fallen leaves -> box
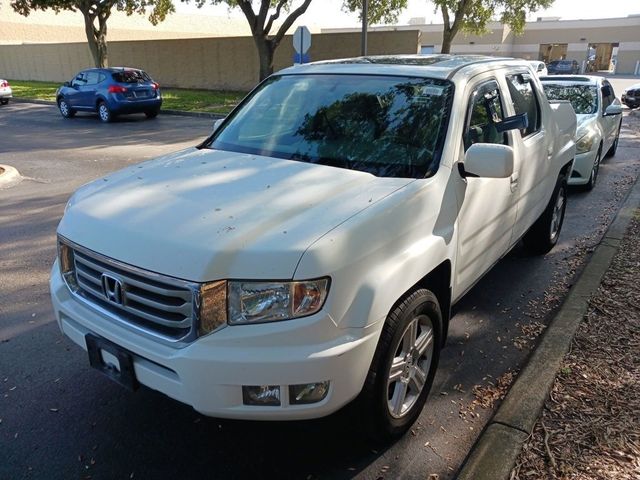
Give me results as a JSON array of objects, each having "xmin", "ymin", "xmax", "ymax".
[{"xmin": 511, "ymin": 211, "xmax": 640, "ymax": 480}]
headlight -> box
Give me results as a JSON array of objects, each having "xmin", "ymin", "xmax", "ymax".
[
  {"xmin": 575, "ymin": 130, "xmax": 597, "ymax": 154},
  {"xmin": 228, "ymin": 278, "xmax": 329, "ymax": 325}
]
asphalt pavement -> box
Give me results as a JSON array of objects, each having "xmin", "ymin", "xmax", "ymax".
[{"xmin": 1, "ymin": 101, "xmax": 639, "ymax": 480}]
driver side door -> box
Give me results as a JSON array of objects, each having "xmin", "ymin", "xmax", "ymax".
[{"xmin": 454, "ymin": 77, "xmax": 519, "ymax": 296}]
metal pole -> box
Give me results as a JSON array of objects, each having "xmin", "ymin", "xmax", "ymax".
[{"xmin": 361, "ymin": 0, "xmax": 368, "ymax": 56}]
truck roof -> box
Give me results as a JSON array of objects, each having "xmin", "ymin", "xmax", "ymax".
[{"xmin": 279, "ymin": 54, "xmax": 529, "ymax": 80}]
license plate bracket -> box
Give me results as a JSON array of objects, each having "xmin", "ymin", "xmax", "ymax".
[{"xmin": 85, "ymin": 334, "xmax": 139, "ymax": 391}]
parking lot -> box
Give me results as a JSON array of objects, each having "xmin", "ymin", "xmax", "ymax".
[{"xmin": 1, "ymin": 98, "xmax": 640, "ymax": 479}]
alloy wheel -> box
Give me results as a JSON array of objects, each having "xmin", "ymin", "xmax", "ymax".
[{"xmin": 386, "ymin": 315, "xmax": 434, "ymax": 418}]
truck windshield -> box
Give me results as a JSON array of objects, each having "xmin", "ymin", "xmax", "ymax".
[
  {"xmin": 206, "ymin": 74, "xmax": 454, "ymax": 178},
  {"xmin": 542, "ymin": 83, "xmax": 598, "ymax": 115}
]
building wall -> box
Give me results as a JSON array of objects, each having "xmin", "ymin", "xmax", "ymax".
[
  {"xmin": 323, "ymin": 16, "xmax": 640, "ymax": 74},
  {"xmin": 0, "ymin": 30, "xmax": 420, "ymax": 90}
]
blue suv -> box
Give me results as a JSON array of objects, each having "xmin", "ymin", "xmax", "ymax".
[{"xmin": 56, "ymin": 67, "xmax": 162, "ymax": 122}]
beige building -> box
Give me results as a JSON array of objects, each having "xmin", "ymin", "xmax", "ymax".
[{"xmin": 324, "ymin": 16, "xmax": 640, "ymax": 75}]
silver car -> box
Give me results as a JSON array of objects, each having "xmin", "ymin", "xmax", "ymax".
[{"xmin": 541, "ymin": 75, "xmax": 622, "ymax": 190}]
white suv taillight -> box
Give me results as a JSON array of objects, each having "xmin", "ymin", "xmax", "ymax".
[{"xmin": 0, "ymin": 81, "xmax": 8, "ymax": 88}]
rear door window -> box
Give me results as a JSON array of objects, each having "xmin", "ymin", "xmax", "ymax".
[{"xmin": 84, "ymin": 71, "xmax": 100, "ymax": 86}]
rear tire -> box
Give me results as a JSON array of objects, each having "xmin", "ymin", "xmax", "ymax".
[
  {"xmin": 97, "ymin": 101, "xmax": 113, "ymax": 123},
  {"xmin": 145, "ymin": 109, "xmax": 159, "ymax": 119},
  {"xmin": 357, "ymin": 289, "xmax": 442, "ymax": 442},
  {"xmin": 0, "ymin": 99, "xmax": 8, "ymax": 105},
  {"xmin": 523, "ymin": 175, "xmax": 567, "ymax": 255},
  {"xmin": 58, "ymin": 98, "xmax": 75, "ymax": 118}
]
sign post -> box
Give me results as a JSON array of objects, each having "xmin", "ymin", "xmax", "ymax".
[{"xmin": 293, "ymin": 26, "xmax": 311, "ymax": 64}]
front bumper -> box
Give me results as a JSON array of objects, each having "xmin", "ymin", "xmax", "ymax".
[
  {"xmin": 568, "ymin": 148, "xmax": 599, "ymax": 185},
  {"xmin": 50, "ymin": 261, "xmax": 379, "ymax": 420}
]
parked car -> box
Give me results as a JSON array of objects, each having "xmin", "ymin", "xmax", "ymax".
[
  {"xmin": 50, "ymin": 55, "xmax": 576, "ymax": 440},
  {"xmin": 621, "ymin": 82, "xmax": 640, "ymax": 109},
  {"xmin": 547, "ymin": 59, "xmax": 580, "ymax": 75},
  {"xmin": 541, "ymin": 75, "xmax": 622, "ymax": 190},
  {"xmin": 528, "ymin": 60, "xmax": 548, "ymax": 76},
  {"xmin": 56, "ymin": 67, "xmax": 162, "ymax": 122},
  {"xmin": 0, "ymin": 79, "xmax": 12, "ymax": 105}
]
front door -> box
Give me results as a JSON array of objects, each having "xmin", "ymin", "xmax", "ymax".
[{"xmin": 454, "ymin": 77, "xmax": 518, "ymax": 296}]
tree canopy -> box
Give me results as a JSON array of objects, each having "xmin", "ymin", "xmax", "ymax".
[
  {"xmin": 432, "ymin": 0, "xmax": 555, "ymax": 53},
  {"xmin": 341, "ymin": 0, "xmax": 408, "ymax": 24},
  {"xmin": 11, "ymin": 0, "xmax": 174, "ymax": 67}
]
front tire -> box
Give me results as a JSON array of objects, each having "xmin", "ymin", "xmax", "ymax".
[
  {"xmin": 358, "ymin": 289, "xmax": 442, "ymax": 441},
  {"xmin": 606, "ymin": 122, "xmax": 622, "ymax": 158},
  {"xmin": 58, "ymin": 98, "xmax": 75, "ymax": 118},
  {"xmin": 523, "ymin": 175, "xmax": 567, "ymax": 255},
  {"xmin": 583, "ymin": 149, "xmax": 601, "ymax": 192},
  {"xmin": 97, "ymin": 101, "xmax": 113, "ymax": 123}
]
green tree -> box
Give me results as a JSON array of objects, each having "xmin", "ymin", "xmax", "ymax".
[
  {"xmin": 193, "ymin": 1, "xmax": 313, "ymax": 81},
  {"xmin": 11, "ymin": 0, "xmax": 174, "ymax": 68},
  {"xmin": 433, "ymin": 0, "xmax": 554, "ymax": 54},
  {"xmin": 341, "ymin": 0, "xmax": 408, "ymax": 24}
]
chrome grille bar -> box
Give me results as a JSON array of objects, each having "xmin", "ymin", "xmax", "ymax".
[{"xmin": 59, "ymin": 237, "xmax": 200, "ymax": 345}]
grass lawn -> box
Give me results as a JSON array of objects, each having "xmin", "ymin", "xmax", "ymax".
[{"xmin": 8, "ymin": 79, "xmax": 246, "ymax": 115}]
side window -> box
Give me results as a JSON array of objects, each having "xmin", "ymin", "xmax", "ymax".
[
  {"xmin": 71, "ymin": 73, "xmax": 86, "ymax": 88},
  {"xmin": 601, "ymin": 81, "xmax": 615, "ymax": 111},
  {"xmin": 464, "ymin": 81, "xmax": 508, "ymax": 151},
  {"xmin": 506, "ymin": 74, "xmax": 541, "ymax": 137},
  {"xmin": 98, "ymin": 73, "xmax": 106, "ymax": 84},
  {"xmin": 84, "ymin": 72, "xmax": 100, "ymax": 86}
]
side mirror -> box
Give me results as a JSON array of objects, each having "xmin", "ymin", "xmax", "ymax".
[
  {"xmin": 212, "ymin": 118, "xmax": 224, "ymax": 133},
  {"xmin": 463, "ymin": 143, "xmax": 514, "ymax": 179},
  {"xmin": 63, "ymin": 81, "xmax": 70, "ymax": 87},
  {"xmin": 604, "ymin": 104, "xmax": 622, "ymax": 116},
  {"xmin": 496, "ymin": 113, "xmax": 528, "ymax": 133}
]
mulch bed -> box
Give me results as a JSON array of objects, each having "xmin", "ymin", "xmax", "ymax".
[{"xmin": 511, "ymin": 211, "xmax": 640, "ymax": 479}]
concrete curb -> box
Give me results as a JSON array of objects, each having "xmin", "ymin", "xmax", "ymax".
[
  {"xmin": 10, "ymin": 97, "xmax": 225, "ymax": 119},
  {"xmin": 0, "ymin": 164, "xmax": 22, "ymax": 189},
  {"xmin": 457, "ymin": 173, "xmax": 640, "ymax": 480}
]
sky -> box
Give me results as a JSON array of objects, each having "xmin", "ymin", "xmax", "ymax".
[{"xmin": 176, "ymin": 0, "xmax": 639, "ymax": 27}]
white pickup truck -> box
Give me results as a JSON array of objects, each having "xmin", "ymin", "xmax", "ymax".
[{"xmin": 51, "ymin": 55, "xmax": 576, "ymax": 439}]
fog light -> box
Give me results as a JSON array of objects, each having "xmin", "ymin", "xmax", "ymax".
[
  {"xmin": 242, "ymin": 385, "xmax": 280, "ymax": 406},
  {"xmin": 289, "ymin": 381, "xmax": 330, "ymax": 405}
]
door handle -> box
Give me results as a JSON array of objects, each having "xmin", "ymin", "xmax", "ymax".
[{"xmin": 510, "ymin": 171, "xmax": 519, "ymax": 192}]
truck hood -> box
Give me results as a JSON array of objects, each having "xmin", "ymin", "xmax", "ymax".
[{"xmin": 58, "ymin": 148, "xmax": 413, "ymax": 281}]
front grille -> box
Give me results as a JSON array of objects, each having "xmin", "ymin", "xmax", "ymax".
[
  {"xmin": 627, "ymin": 89, "xmax": 639, "ymax": 97},
  {"xmin": 61, "ymin": 240, "xmax": 198, "ymax": 344}
]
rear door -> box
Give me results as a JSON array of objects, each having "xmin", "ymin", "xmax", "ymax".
[
  {"xmin": 454, "ymin": 77, "xmax": 518, "ymax": 295},
  {"xmin": 600, "ymin": 80, "xmax": 620, "ymax": 151},
  {"xmin": 503, "ymin": 72, "xmax": 550, "ymax": 242}
]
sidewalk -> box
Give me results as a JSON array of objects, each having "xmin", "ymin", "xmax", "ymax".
[{"xmin": 457, "ymin": 174, "xmax": 640, "ymax": 479}]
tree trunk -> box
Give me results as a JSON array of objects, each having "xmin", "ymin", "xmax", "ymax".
[
  {"xmin": 441, "ymin": 30, "xmax": 453, "ymax": 54},
  {"xmin": 82, "ymin": 11, "xmax": 109, "ymax": 67},
  {"xmin": 255, "ymin": 37, "xmax": 275, "ymax": 81}
]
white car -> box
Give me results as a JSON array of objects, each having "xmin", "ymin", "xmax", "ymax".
[
  {"xmin": 541, "ymin": 75, "xmax": 622, "ymax": 190},
  {"xmin": 0, "ymin": 79, "xmax": 11, "ymax": 105},
  {"xmin": 50, "ymin": 55, "xmax": 576, "ymax": 439},
  {"xmin": 529, "ymin": 60, "xmax": 548, "ymax": 76}
]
